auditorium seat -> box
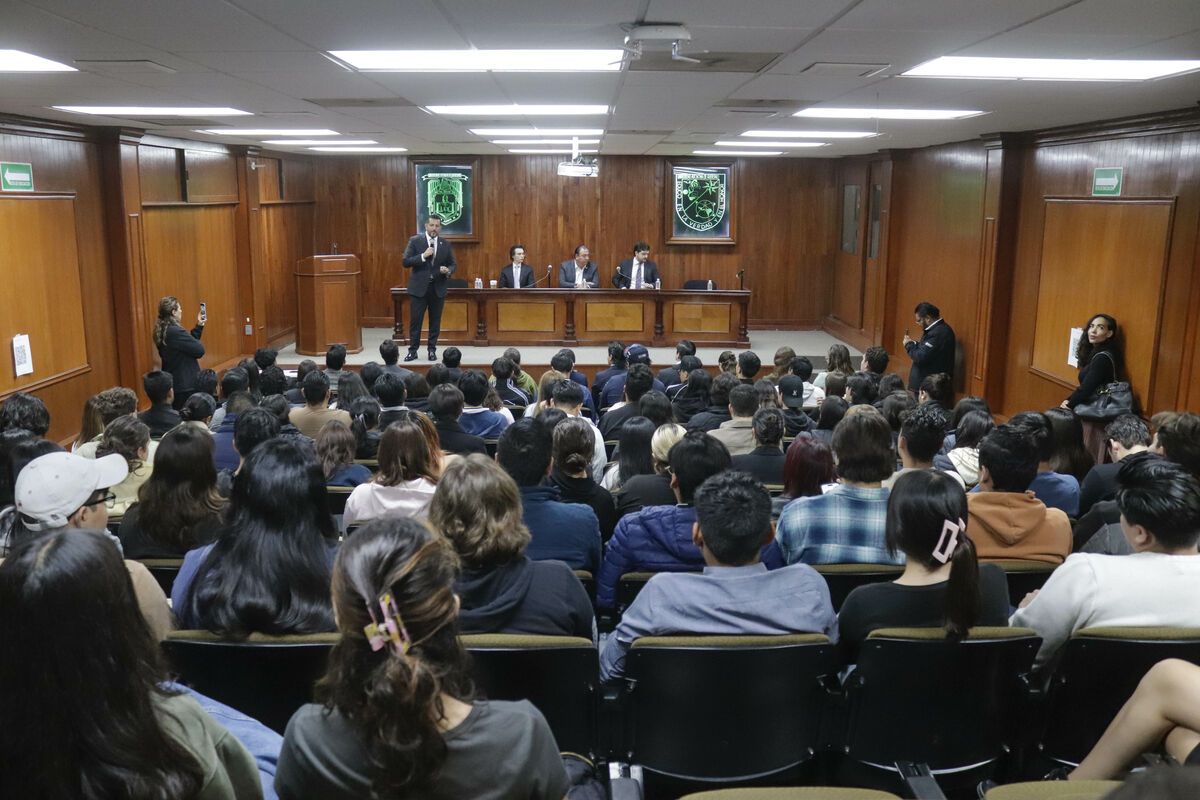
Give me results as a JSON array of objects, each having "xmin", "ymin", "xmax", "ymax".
[
  {"xmin": 837, "ymin": 627, "xmax": 1041, "ymax": 795},
  {"xmin": 483, "ymin": 437, "xmax": 499, "ymax": 458},
  {"xmin": 325, "ymin": 485, "xmax": 353, "ymax": 515},
  {"xmin": 162, "ymin": 630, "xmax": 339, "ymax": 733},
  {"xmin": 353, "ymin": 458, "xmax": 378, "ymax": 471},
  {"xmin": 504, "ymin": 404, "xmax": 526, "ymax": 420},
  {"xmin": 460, "ymin": 633, "xmax": 599, "ymax": 759},
  {"xmin": 612, "ymin": 634, "xmax": 835, "ymax": 794},
  {"xmin": 984, "ymin": 781, "xmax": 1120, "ymax": 799},
  {"xmin": 135, "ymin": 557, "xmax": 184, "ymax": 595},
  {"xmin": 1038, "ymin": 626, "xmax": 1200, "ymax": 768},
  {"xmin": 615, "ymin": 572, "xmax": 700, "ymax": 616},
  {"xmin": 679, "ymin": 789, "xmax": 903, "ymax": 800},
  {"xmin": 812, "ymin": 564, "xmax": 905, "ymax": 611},
  {"xmin": 573, "ymin": 569, "xmax": 595, "ymax": 600},
  {"xmin": 990, "ymin": 559, "xmax": 1058, "ymax": 607}
]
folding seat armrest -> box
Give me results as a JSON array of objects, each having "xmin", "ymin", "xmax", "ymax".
[
  {"xmin": 897, "ymin": 761, "xmax": 949, "ymax": 800},
  {"xmin": 607, "ymin": 763, "xmax": 644, "ymax": 800}
]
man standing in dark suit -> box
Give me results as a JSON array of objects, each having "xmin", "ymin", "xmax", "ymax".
[
  {"xmin": 903, "ymin": 301, "xmax": 956, "ymax": 392},
  {"xmin": 401, "ymin": 213, "xmax": 457, "ymax": 361},
  {"xmin": 613, "ymin": 241, "xmax": 660, "ymax": 288},
  {"xmin": 559, "ymin": 244, "xmax": 598, "ymax": 288},
  {"xmin": 499, "ymin": 244, "xmax": 535, "ymax": 288}
]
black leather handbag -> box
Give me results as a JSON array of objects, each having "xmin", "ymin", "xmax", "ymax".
[{"xmin": 1073, "ymin": 353, "xmax": 1134, "ymax": 421}]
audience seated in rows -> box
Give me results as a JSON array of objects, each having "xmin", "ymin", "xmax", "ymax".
[
  {"xmin": 657, "ymin": 338, "xmax": 696, "ymax": 389},
  {"xmin": 686, "ymin": 371, "xmax": 739, "ymax": 433},
  {"xmin": 218, "ymin": 408, "xmax": 280, "ymax": 495},
  {"xmin": 377, "ymin": 338, "xmax": 413, "ymax": 382},
  {"xmin": 613, "ymin": 423, "xmax": 685, "ymax": 519},
  {"xmin": 1079, "ymin": 414, "xmax": 1152, "ymax": 516},
  {"xmin": 838, "ymin": 470, "xmax": 1009, "ymax": 662},
  {"xmin": 343, "ymin": 412, "xmax": 440, "ymax": 527},
  {"xmin": 788, "ymin": 355, "xmax": 825, "ymax": 409},
  {"xmin": 497, "ymin": 417, "xmax": 601, "ymax": 573},
  {"xmin": 426, "ymin": 384, "xmax": 487, "ymax": 457},
  {"xmin": 730, "ymin": 407, "xmax": 788, "ymax": 486},
  {"xmin": 670, "ymin": 365, "xmax": 710, "ymax": 424},
  {"xmin": 213, "ymin": 391, "xmax": 257, "ymax": 471},
  {"xmin": 283, "ymin": 360, "xmax": 314, "ymax": 405},
  {"xmin": 1009, "ymin": 411, "xmax": 1081, "ymax": 516},
  {"xmin": 600, "ymin": 470, "xmax": 836, "ymax": 681},
  {"xmin": 441, "ymin": 345, "xmax": 463, "ymax": 384},
  {"xmin": 97, "ymin": 415, "xmax": 154, "ymax": 516},
  {"xmin": 119, "ymin": 424, "xmax": 225, "ymax": 559},
  {"xmin": 317, "ymin": 420, "xmax": 371, "ymax": 488},
  {"xmin": 600, "ymin": 416, "xmax": 656, "ymax": 492},
  {"xmin": 707, "ymin": 383, "xmax": 759, "ymax": 456},
  {"xmin": 599, "ymin": 363, "xmax": 656, "ymax": 439},
  {"xmin": 138, "ymin": 369, "xmax": 181, "ymax": 437},
  {"xmin": 966, "ymin": 422, "xmax": 1072, "ymax": 564},
  {"xmin": 209, "ymin": 366, "xmax": 249, "ymax": 430},
  {"xmin": 545, "ymin": 415, "xmax": 618, "ymax": 541},
  {"xmin": 491, "ymin": 356, "xmax": 530, "ymax": 406},
  {"xmin": 347, "ymin": 396, "xmax": 382, "ymax": 460},
  {"xmin": 322, "ymin": 344, "xmax": 349, "ymax": 395},
  {"xmin": 598, "ymin": 344, "xmax": 666, "ymax": 409},
  {"xmin": 778, "ymin": 410, "xmax": 901, "ymax": 566},
  {"xmin": 1012, "ymin": 455, "xmax": 1200, "ymax": 666},
  {"xmin": 772, "ymin": 435, "xmax": 836, "ymax": 519},
  {"xmin": 457, "ymin": 370, "xmax": 508, "ymax": 439},
  {"xmin": 173, "ymin": 437, "xmax": 337, "ymax": 635},
  {"xmin": 883, "ymin": 404, "xmax": 965, "ymax": 490},
  {"xmin": 546, "ymin": 379, "xmax": 605, "ymax": 477},
  {"xmin": 431, "ymin": 455, "xmax": 594, "ymax": 640},
  {"xmin": 289, "ymin": 372, "xmax": 350, "ymax": 441},
  {"xmin": 76, "ymin": 387, "xmax": 146, "ymax": 458},
  {"xmin": 373, "ymin": 371, "xmax": 409, "ymax": 428},
  {"xmin": 933, "ymin": 409, "xmax": 993, "ymax": 489}
]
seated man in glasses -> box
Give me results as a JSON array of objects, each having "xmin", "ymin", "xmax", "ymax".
[{"xmin": 6, "ymin": 450, "xmax": 172, "ymax": 640}]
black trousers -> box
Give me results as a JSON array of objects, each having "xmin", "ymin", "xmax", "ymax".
[{"xmin": 408, "ymin": 291, "xmax": 445, "ymax": 351}]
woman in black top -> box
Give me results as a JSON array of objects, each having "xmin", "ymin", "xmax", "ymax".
[
  {"xmin": 547, "ymin": 416, "xmax": 618, "ymax": 540},
  {"xmin": 837, "ymin": 469, "xmax": 1009, "ymax": 663},
  {"xmin": 153, "ymin": 296, "xmax": 205, "ymax": 409},
  {"xmin": 1062, "ymin": 312, "xmax": 1124, "ymax": 463}
]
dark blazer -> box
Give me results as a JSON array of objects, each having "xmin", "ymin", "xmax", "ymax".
[
  {"xmin": 613, "ymin": 258, "xmax": 660, "ymax": 288},
  {"xmin": 499, "ymin": 263, "xmax": 536, "ymax": 288},
  {"xmin": 599, "ymin": 403, "xmax": 643, "ymax": 440},
  {"xmin": 904, "ymin": 318, "xmax": 956, "ymax": 392},
  {"xmin": 731, "ymin": 446, "xmax": 787, "ymax": 486},
  {"xmin": 158, "ymin": 323, "xmax": 205, "ymax": 395},
  {"xmin": 138, "ymin": 403, "xmax": 182, "ymax": 438},
  {"xmin": 559, "ymin": 259, "xmax": 598, "ymax": 287},
  {"xmin": 434, "ymin": 419, "xmax": 488, "ymax": 456},
  {"xmin": 614, "ymin": 472, "xmax": 677, "ymax": 519},
  {"xmin": 401, "ymin": 233, "xmax": 457, "ymax": 298}
]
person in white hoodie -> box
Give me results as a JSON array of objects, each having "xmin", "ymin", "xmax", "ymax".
[
  {"xmin": 1011, "ymin": 455, "xmax": 1200, "ymax": 666},
  {"xmin": 935, "ymin": 409, "xmax": 994, "ymax": 490}
]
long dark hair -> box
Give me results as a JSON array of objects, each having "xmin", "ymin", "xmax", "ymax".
[
  {"xmin": 1074, "ymin": 313, "xmax": 1124, "ymax": 375},
  {"xmin": 886, "ymin": 470, "xmax": 979, "ymax": 641},
  {"xmin": 317, "ymin": 419, "xmax": 357, "ymax": 481},
  {"xmin": 183, "ymin": 438, "xmax": 337, "ymax": 636},
  {"xmin": 376, "ymin": 412, "xmax": 440, "ymax": 487},
  {"xmin": 136, "ymin": 425, "xmax": 225, "ymax": 552},
  {"xmin": 0, "ymin": 530, "xmax": 203, "ymax": 798},
  {"xmin": 616, "ymin": 416, "xmax": 657, "ymax": 482},
  {"xmin": 1045, "ymin": 407, "xmax": 1095, "ymax": 483},
  {"xmin": 316, "ymin": 518, "xmax": 473, "ymax": 796}
]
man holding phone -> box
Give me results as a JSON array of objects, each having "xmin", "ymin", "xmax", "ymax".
[{"xmin": 401, "ymin": 214, "xmax": 457, "ymax": 361}]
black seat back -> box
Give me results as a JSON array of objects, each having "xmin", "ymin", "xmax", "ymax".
[
  {"xmin": 136, "ymin": 557, "xmax": 184, "ymax": 595},
  {"xmin": 813, "ymin": 564, "xmax": 905, "ymax": 611}
]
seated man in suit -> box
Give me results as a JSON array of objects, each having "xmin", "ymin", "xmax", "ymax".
[
  {"xmin": 613, "ymin": 241, "xmax": 660, "ymax": 288},
  {"xmin": 1012, "ymin": 456, "xmax": 1200, "ymax": 666},
  {"xmin": 599, "ymin": 469, "xmax": 836, "ymax": 681},
  {"xmin": 559, "ymin": 244, "xmax": 598, "ymax": 288},
  {"xmin": 499, "ymin": 243, "xmax": 536, "ymax": 288}
]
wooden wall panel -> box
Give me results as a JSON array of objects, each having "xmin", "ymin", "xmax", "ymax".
[
  {"xmin": 138, "ymin": 144, "xmax": 182, "ymax": 203},
  {"xmin": 885, "ymin": 142, "xmax": 989, "ymax": 390},
  {"xmin": 261, "ymin": 202, "xmax": 313, "ymax": 345},
  {"xmin": 0, "ymin": 124, "xmax": 122, "ymax": 442},
  {"xmin": 1002, "ymin": 126, "xmax": 1200, "ymax": 417},
  {"xmin": 183, "ymin": 149, "xmax": 238, "ymax": 202},
  {"xmin": 142, "ymin": 205, "xmax": 242, "ymax": 368},
  {"xmin": 256, "ymin": 157, "xmax": 282, "ymax": 202},
  {"xmin": 312, "ymin": 154, "xmax": 837, "ymax": 328}
]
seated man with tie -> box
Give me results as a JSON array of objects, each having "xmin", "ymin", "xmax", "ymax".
[
  {"xmin": 559, "ymin": 244, "xmax": 598, "ymax": 288},
  {"xmin": 499, "ymin": 244, "xmax": 535, "ymax": 288},
  {"xmin": 613, "ymin": 241, "xmax": 660, "ymax": 289}
]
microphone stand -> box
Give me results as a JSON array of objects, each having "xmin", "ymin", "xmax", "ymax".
[
  {"xmin": 736, "ymin": 269, "xmax": 745, "ymax": 290},
  {"xmin": 614, "ymin": 266, "xmax": 631, "ymax": 289},
  {"xmin": 530, "ymin": 265, "xmax": 553, "ymax": 287}
]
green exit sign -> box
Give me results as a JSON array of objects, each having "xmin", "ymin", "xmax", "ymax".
[
  {"xmin": 1092, "ymin": 167, "xmax": 1123, "ymax": 196},
  {"xmin": 0, "ymin": 162, "xmax": 34, "ymax": 192}
]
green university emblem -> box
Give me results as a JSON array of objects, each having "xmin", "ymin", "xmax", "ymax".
[
  {"xmin": 422, "ymin": 172, "xmax": 468, "ymax": 226},
  {"xmin": 674, "ymin": 169, "xmax": 727, "ymax": 232}
]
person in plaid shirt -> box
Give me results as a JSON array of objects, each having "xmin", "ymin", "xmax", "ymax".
[{"xmin": 776, "ymin": 409, "xmax": 902, "ymax": 566}]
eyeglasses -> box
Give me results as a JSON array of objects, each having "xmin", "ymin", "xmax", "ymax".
[{"xmin": 84, "ymin": 492, "xmax": 117, "ymax": 509}]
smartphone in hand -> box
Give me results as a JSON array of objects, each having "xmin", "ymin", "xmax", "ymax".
[{"xmin": 199, "ymin": 301, "xmax": 207, "ymax": 323}]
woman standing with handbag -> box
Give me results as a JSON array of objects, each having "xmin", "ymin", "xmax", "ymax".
[{"xmin": 1061, "ymin": 313, "xmax": 1126, "ymax": 464}]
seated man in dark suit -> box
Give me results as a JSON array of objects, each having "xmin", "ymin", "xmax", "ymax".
[
  {"xmin": 731, "ymin": 408, "xmax": 787, "ymax": 486},
  {"xmin": 137, "ymin": 370, "xmax": 181, "ymax": 438},
  {"xmin": 613, "ymin": 241, "xmax": 659, "ymax": 288},
  {"xmin": 499, "ymin": 243, "xmax": 536, "ymax": 288},
  {"xmin": 559, "ymin": 244, "xmax": 598, "ymax": 288},
  {"xmin": 427, "ymin": 383, "xmax": 487, "ymax": 456}
]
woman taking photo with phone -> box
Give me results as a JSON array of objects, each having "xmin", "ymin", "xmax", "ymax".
[{"xmin": 154, "ymin": 295, "xmax": 206, "ymax": 410}]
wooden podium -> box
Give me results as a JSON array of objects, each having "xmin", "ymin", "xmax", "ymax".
[{"xmin": 295, "ymin": 254, "xmax": 362, "ymax": 355}]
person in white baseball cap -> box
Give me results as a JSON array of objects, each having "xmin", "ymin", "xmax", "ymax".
[
  {"xmin": 8, "ymin": 449, "xmax": 172, "ymax": 640},
  {"xmin": 14, "ymin": 450, "xmax": 128, "ymax": 534}
]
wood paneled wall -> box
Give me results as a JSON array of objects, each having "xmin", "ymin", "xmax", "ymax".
[
  {"xmin": 0, "ymin": 122, "xmax": 122, "ymax": 442},
  {"xmin": 257, "ymin": 156, "xmax": 316, "ymax": 347},
  {"xmin": 312, "ymin": 155, "xmax": 838, "ymax": 328}
]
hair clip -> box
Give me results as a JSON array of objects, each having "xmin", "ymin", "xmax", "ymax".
[
  {"xmin": 363, "ymin": 591, "xmax": 412, "ymax": 654},
  {"xmin": 932, "ymin": 518, "xmax": 965, "ymax": 564}
]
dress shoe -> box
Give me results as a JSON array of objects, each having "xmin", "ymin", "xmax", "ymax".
[
  {"xmin": 428, "ymin": 349, "xmax": 437, "ymax": 361},
  {"xmin": 403, "ymin": 351, "xmax": 418, "ymax": 362}
]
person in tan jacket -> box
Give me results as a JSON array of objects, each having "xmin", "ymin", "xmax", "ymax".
[{"xmin": 966, "ymin": 423, "xmax": 1071, "ymax": 564}]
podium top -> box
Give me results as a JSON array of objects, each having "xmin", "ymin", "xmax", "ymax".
[{"xmin": 296, "ymin": 254, "xmax": 360, "ymax": 276}]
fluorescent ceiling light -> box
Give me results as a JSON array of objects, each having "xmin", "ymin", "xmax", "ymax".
[
  {"xmin": 795, "ymin": 107, "xmax": 984, "ymax": 120},
  {"xmin": 507, "ymin": 148, "xmax": 599, "ymax": 154},
  {"xmin": 469, "ymin": 128, "xmax": 604, "ymax": 136},
  {"xmin": 903, "ymin": 56, "xmax": 1200, "ymax": 81},
  {"xmin": 693, "ymin": 150, "xmax": 782, "ymax": 156},
  {"xmin": 329, "ymin": 49, "xmax": 622, "ymax": 72},
  {"xmin": 428, "ymin": 104, "xmax": 607, "ymax": 116},
  {"xmin": 57, "ymin": 106, "xmax": 248, "ymax": 116},
  {"xmin": 491, "ymin": 138, "xmax": 600, "ymax": 145},
  {"xmin": 262, "ymin": 139, "xmax": 377, "ymax": 145},
  {"xmin": 0, "ymin": 50, "xmax": 75, "ymax": 71},
  {"xmin": 714, "ymin": 140, "xmax": 826, "ymax": 148},
  {"xmin": 742, "ymin": 129, "xmax": 877, "ymax": 139},
  {"xmin": 309, "ymin": 146, "xmax": 408, "ymax": 153},
  {"xmin": 199, "ymin": 128, "xmax": 339, "ymax": 135}
]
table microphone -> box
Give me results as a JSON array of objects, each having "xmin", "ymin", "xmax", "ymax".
[
  {"xmin": 531, "ymin": 264, "xmax": 553, "ymax": 287},
  {"xmin": 614, "ymin": 266, "xmax": 630, "ymax": 288}
]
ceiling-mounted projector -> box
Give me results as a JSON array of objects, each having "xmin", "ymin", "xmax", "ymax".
[{"xmin": 558, "ymin": 158, "xmax": 599, "ymax": 178}]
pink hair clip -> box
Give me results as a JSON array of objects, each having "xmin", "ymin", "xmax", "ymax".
[
  {"xmin": 932, "ymin": 518, "xmax": 965, "ymax": 564},
  {"xmin": 378, "ymin": 591, "xmax": 412, "ymax": 654}
]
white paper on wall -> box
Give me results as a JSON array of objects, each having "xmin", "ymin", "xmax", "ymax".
[
  {"xmin": 1067, "ymin": 327, "xmax": 1083, "ymax": 368},
  {"xmin": 12, "ymin": 334, "xmax": 32, "ymax": 377}
]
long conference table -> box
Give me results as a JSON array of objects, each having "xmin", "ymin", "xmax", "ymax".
[{"xmin": 390, "ymin": 287, "xmax": 751, "ymax": 348}]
